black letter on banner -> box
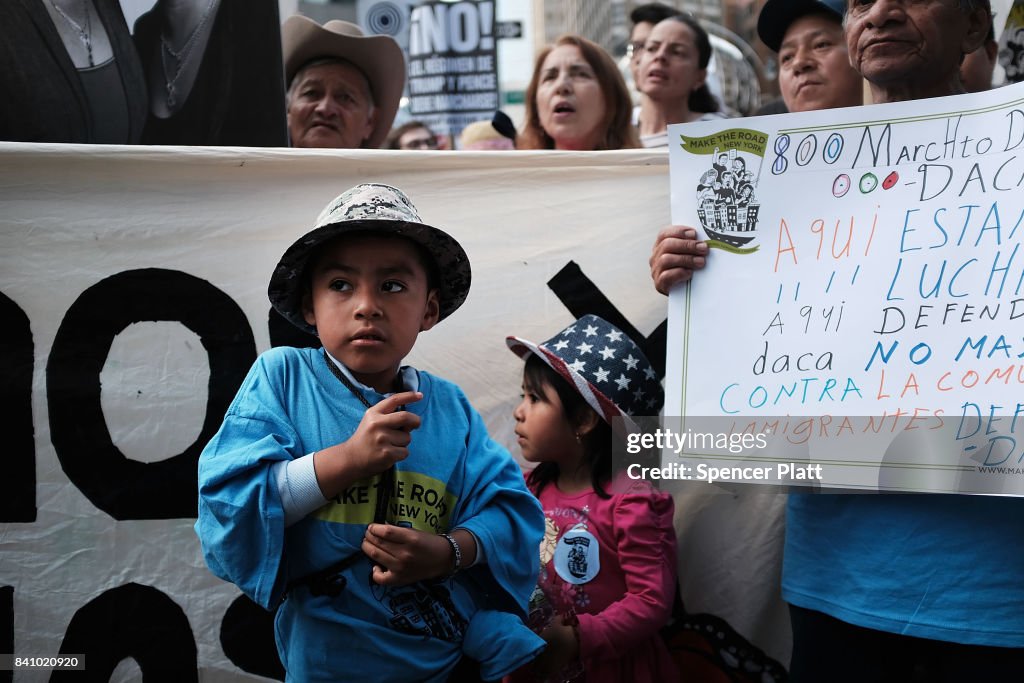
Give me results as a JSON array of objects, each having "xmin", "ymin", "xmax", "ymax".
[
  {"xmin": 547, "ymin": 262, "xmax": 667, "ymax": 378},
  {"xmin": 2, "ymin": 586, "xmax": 12, "ymax": 683},
  {"xmin": 221, "ymin": 595, "xmax": 284, "ymax": 680},
  {"xmin": 47, "ymin": 269, "xmax": 256, "ymax": 519},
  {"xmin": 0, "ymin": 293, "xmax": 36, "ymax": 522},
  {"xmin": 51, "ymin": 583, "xmax": 197, "ymax": 682}
]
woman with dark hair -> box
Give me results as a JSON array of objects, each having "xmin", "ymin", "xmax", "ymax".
[
  {"xmin": 519, "ymin": 35, "xmax": 639, "ymax": 150},
  {"xmin": 636, "ymin": 14, "xmax": 724, "ymax": 147}
]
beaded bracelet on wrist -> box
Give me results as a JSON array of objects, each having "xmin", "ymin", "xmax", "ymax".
[{"xmin": 440, "ymin": 533, "xmax": 462, "ymax": 577}]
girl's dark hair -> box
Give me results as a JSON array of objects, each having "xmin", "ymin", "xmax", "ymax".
[
  {"xmin": 523, "ymin": 354, "xmax": 613, "ymax": 498},
  {"xmin": 665, "ymin": 15, "xmax": 719, "ymax": 114}
]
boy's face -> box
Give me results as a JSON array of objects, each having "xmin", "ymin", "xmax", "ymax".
[{"xmin": 302, "ymin": 234, "xmax": 440, "ymax": 393}]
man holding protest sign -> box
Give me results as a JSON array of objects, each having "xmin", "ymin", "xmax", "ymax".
[
  {"xmin": 784, "ymin": 1, "xmax": 1024, "ymax": 679},
  {"xmin": 654, "ymin": 0, "xmax": 1024, "ymax": 679},
  {"xmin": 650, "ymin": 0, "xmax": 863, "ymax": 292}
]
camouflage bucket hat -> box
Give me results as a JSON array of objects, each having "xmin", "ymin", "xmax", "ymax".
[{"xmin": 268, "ymin": 183, "xmax": 472, "ymax": 335}]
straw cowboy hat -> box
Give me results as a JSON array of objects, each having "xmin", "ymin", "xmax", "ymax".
[{"xmin": 282, "ymin": 15, "xmax": 406, "ymax": 149}]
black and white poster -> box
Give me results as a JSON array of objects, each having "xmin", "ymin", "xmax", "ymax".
[{"xmin": 406, "ymin": 0, "xmax": 499, "ymax": 138}]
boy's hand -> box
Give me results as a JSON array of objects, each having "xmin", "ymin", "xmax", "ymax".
[
  {"xmin": 345, "ymin": 391, "xmax": 423, "ymax": 479},
  {"xmin": 313, "ymin": 391, "xmax": 422, "ymax": 499},
  {"xmin": 362, "ymin": 524, "xmax": 450, "ymax": 586},
  {"xmin": 531, "ymin": 622, "xmax": 580, "ymax": 677}
]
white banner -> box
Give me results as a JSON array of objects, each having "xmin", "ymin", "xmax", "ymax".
[
  {"xmin": 0, "ymin": 144, "xmax": 789, "ymax": 680},
  {"xmin": 667, "ymin": 82, "xmax": 1024, "ymax": 496}
]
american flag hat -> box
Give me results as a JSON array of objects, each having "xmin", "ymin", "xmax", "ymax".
[{"xmin": 507, "ymin": 314, "xmax": 664, "ymax": 425}]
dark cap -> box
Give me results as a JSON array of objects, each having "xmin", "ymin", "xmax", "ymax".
[{"xmin": 757, "ymin": 0, "xmax": 845, "ymax": 53}]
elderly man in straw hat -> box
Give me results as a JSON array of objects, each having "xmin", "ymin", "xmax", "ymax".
[{"xmin": 282, "ymin": 16, "xmax": 404, "ymax": 149}]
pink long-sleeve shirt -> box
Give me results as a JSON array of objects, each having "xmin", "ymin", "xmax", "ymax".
[{"xmin": 529, "ymin": 480, "xmax": 679, "ymax": 682}]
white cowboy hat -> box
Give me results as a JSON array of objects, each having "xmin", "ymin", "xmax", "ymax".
[{"xmin": 282, "ymin": 15, "xmax": 405, "ymax": 149}]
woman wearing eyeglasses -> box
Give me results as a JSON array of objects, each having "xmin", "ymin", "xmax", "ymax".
[
  {"xmin": 635, "ymin": 15, "xmax": 725, "ymax": 148},
  {"xmin": 385, "ymin": 120, "xmax": 443, "ymax": 150}
]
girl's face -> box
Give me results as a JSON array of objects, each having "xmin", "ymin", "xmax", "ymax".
[
  {"xmin": 535, "ymin": 44, "xmax": 607, "ymax": 150},
  {"xmin": 513, "ymin": 373, "xmax": 581, "ymax": 464}
]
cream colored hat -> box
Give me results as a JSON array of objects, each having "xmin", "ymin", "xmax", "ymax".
[
  {"xmin": 282, "ymin": 15, "xmax": 405, "ymax": 148},
  {"xmin": 459, "ymin": 120, "xmax": 515, "ymax": 150}
]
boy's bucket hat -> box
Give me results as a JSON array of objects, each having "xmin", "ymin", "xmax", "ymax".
[
  {"xmin": 269, "ymin": 183, "xmax": 471, "ymax": 335},
  {"xmin": 507, "ymin": 314, "xmax": 664, "ymax": 424}
]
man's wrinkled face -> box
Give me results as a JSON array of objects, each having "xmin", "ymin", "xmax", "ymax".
[
  {"xmin": 844, "ymin": 0, "xmax": 983, "ymax": 92},
  {"xmin": 287, "ymin": 62, "xmax": 376, "ymax": 149}
]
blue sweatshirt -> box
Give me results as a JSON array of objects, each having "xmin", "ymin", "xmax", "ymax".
[{"xmin": 196, "ymin": 347, "xmax": 544, "ymax": 681}]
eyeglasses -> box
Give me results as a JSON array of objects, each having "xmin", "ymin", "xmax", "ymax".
[
  {"xmin": 626, "ymin": 41, "xmax": 646, "ymax": 59},
  {"xmin": 402, "ymin": 136, "xmax": 439, "ymax": 150}
]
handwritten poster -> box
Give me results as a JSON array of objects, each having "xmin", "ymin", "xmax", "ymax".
[{"xmin": 665, "ymin": 83, "xmax": 1024, "ymax": 496}]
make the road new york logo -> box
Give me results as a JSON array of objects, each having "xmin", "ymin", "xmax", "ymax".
[{"xmin": 680, "ymin": 128, "xmax": 769, "ymax": 255}]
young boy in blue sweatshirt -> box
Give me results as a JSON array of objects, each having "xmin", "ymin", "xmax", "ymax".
[{"xmin": 197, "ymin": 183, "xmax": 545, "ymax": 681}]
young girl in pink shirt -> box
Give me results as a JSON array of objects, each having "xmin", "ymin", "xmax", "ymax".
[{"xmin": 507, "ymin": 314, "xmax": 679, "ymax": 682}]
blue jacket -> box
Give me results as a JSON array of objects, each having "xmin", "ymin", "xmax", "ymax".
[{"xmin": 197, "ymin": 347, "xmax": 544, "ymax": 681}]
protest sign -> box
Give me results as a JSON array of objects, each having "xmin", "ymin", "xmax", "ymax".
[
  {"xmin": 407, "ymin": 0, "xmax": 500, "ymax": 138},
  {"xmin": 665, "ymin": 83, "xmax": 1024, "ymax": 496}
]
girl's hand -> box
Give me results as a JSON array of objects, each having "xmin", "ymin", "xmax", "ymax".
[
  {"xmin": 532, "ymin": 622, "xmax": 580, "ymax": 677},
  {"xmin": 362, "ymin": 524, "xmax": 476, "ymax": 586}
]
